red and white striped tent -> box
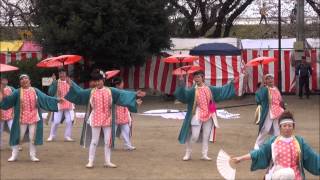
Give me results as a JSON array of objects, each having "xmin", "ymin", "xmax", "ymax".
[
  {"xmin": 242, "ymin": 49, "xmax": 320, "ymax": 93},
  {"xmin": 1, "ymin": 49, "xmax": 319, "ymax": 95}
]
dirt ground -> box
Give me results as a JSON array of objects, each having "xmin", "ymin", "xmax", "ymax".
[{"xmin": 0, "ymin": 95, "xmax": 319, "ymax": 180}]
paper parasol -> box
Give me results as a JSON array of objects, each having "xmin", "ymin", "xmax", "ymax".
[{"xmin": 105, "ymin": 70, "xmax": 120, "ymax": 79}]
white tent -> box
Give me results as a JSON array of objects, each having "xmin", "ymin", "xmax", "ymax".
[
  {"xmin": 240, "ymin": 38, "xmax": 296, "ymax": 49},
  {"xmin": 306, "ymin": 38, "xmax": 320, "ymax": 49},
  {"xmin": 163, "ymin": 38, "xmax": 239, "ymax": 55}
]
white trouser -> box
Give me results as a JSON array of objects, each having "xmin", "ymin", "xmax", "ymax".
[
  {"xmin": 89, "ymin": 126, "xmax": 112, "ymax": 163},
  {"xmin": 0, "ymin": 119, "xmax": 13, "ymax": 147},
  {"xmin": 254, "ymin": 112, "xmax": 280, "ymax": 149},
  {"xmin": 186, "ymin": 119, "xmax": 213, "ymax": 157},
  {"xmin": 11, "ymin": 123, "xmax": 37, "ymax": 158},
  {"xmin": 116, "ymin": 124, "xmax": 132, "ymax": 148},
  {"xmin": 49, "ymin": 110, "xmax": 73, "ymax": 138}
]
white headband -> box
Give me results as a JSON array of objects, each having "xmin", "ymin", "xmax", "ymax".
[
  {"xmin": 19, "ymin": 74, "xmax": 29, "ymax": 80},
  {"xmin": 279, "ymin": 118, "xmax": 295, "ymax": 125},
  {"xmin": 264, "ymin": 74, "xmax": 274, "ymax": 79}
]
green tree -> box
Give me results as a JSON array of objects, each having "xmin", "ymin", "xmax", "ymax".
[{"xmin": 32, "ymin": 0, "xmax": 171, "ymax": 68}]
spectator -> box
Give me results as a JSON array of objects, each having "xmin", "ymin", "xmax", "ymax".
[{"xmin": 295, "ymin": 56, "xmax": 312, "ymax": 99}]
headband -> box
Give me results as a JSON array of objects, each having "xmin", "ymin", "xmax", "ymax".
[
  {"xmin": 279, "ymin": 118, "xmax": 295, "ymax": 125},
  {"xmin": 19, "ymin": 74, "xmax": 30, "ymax": 80}
]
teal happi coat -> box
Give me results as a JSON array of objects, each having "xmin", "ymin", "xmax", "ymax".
[
  {"xmin": 48, "ymin": 80, "xmax": 58, "ymax": 97},
  {"xmin": 250, "ymin": 135, "xmax": 320, "ymax": 179},
  {"xmin": 174, "ymin": 81, "xmax": 236, "ymax": 144},
  {"xmin": 255, "ymin": 86, "xmax": 279, "ymax": 133},
  {"xmin": 0, "ymin": 88, "xmax": 59, "ymax": 146},
  {"xmin": 64, "ymin": 82, "xmax": 137, "ymax": 148}
]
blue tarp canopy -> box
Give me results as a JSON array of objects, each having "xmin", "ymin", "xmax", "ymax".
[{"xmin": 189, "ymin": 43, "xmax": 241, "ymax": 56}]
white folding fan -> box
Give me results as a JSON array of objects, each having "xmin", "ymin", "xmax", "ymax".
[{"xmin": 216, "ymin": 149, "xmax": 236, "ymax": 180}]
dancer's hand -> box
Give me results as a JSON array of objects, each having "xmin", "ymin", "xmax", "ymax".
[
  {"xmin": 136, "ymin": 90, "xmax": 146, "ymax": 98},
  {"xmin": 231, "ymin": 156, "xmax": 242, "ymax": 164},
  {"xmin": 136, "ymin": 99, "xmax": 142, "ymax": 105},
  {"xmin": 51, "ymin": 73, "xmax": 56, "ymax": 81},
  {"xmin": 57, "ymin": 98, "xmax": 64, "ymax": 103}
]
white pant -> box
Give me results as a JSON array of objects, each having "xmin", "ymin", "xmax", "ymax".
[
  {"xmin": 49, "ymin": 110, "xmax": 73, "ymax": 138},
  {"xmin": 11, "ymin": 123, "xmax": 37, "ymax": 158},
  {"xmin": 0, "ymin": 119, "xmax": 13, "ymax": 147},
  {"xmin": 254, "ymin": 112, "xmax": 280, "ymax": 149},
  {"xmin": 89, "ymin": 126, "xmax": 112, "ymax": 163},
  {"xmin": 116, "ymin": 124, "xmax": 132, "ymax": 148},
  {"xmin": 186, "ymin": 119, "xmax": 213, "ymax": 156}
]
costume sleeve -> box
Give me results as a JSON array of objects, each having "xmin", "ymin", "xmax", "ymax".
[
  {"xmin": 47, "ymin": 81, "xmax": 57, "ymax": 96},
  {"xmin": 64, "ymin": 81, "xmax": 91, "ymax": 105},
  {"xmin": 301, "ymin": 138, "xmax": 320, "ymax": 175},
  {"xmin": 36, "ymin": 89, "xmax": 59, "ymax": 112},
  {"xmin": 110, "ymin": 87, "xmax": 137, "ymax": 113},
  {"xmin": 174, "ymin": 79, "xmax": 193, "ymax": 103},
  {"xmin": 0, "ymin": 89, "xmax": 18, "ymax": 110},
  {"xmin": 249, "ymin": 137, "xmax": 273, "ymax": 171},
  {"xmin": 209, "ymin": 81, "xmax": 236, "ymax": 102}
]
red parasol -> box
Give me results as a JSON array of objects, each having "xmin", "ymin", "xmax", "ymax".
[
  {"xmin": 37, "ymin": 55, "xmax": 82, "ymax": 68},
  {"xmin": 36, "ymin": 57, "xmax": 59, "ymax": 68},
  {"xmin": 105, "ymin": 70, "xmax": 120, "ymax": 79},
  {"xmin": 172, "ymin": 65, "xmax": 203, "ymax": 76},
  {"xmin": 246, "ymin": 56, "xmax": 276, "ymax": 66},
  {"xmin": 163, "ymin": 54, "xmax": 198, "ymax": 64},
  {"xmin": 0, "ymin": 63, "xmax": 19, "ymax": 72}
]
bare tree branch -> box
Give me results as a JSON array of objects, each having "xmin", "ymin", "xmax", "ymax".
[{"xmin": 306, "ymin": 0, "xmax": 320, "ymax": 16}]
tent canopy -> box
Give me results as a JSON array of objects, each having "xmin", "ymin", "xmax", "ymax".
[
  {"xmin": 163, "ymin": 38, "xmax": 239, "ymax": 55},
  {"xmin": 241, "ymin": 39, "xmax": 296, "ymax": 49},
  {"xmin": 189, "ymin": 43, "xmax": 241, "ymax": 56},
  {"xmin": 0, "ymin": 40, "xmax": 23, "ymax": 52},
  {"xmin": 20, "ymin": 41, "xmax": 42, "ymax": 52}
]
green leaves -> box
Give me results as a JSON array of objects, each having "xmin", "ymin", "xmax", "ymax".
[{"xmin": 33, "ymin": 0, "xmax": 171, "ymax": 68}]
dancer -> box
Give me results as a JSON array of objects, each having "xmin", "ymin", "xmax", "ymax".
[
  {"xmin": 174, "ymin": 70, "xmax": 237, "ymax": 161},
  {"xmin": 0, "ymin": 77, "xmax": 15, "ymax": 149},
  {"xmin": 47, "ymin": 69, "xmax": 75, "ymax": 142},
  {"xmin": 64, "ymin": 70, "xmax": 145, "ymax": 168},
  {"xmin": 112, "ymin": 77, "xmax": 135, "ymax": 150},
  {"xmin": 0, "ymin": 74, "xmax": 60, "ymax": 162},
  {"xmin": 254, "ymin": 74, "xmax": 284, "ymax": 149},
  {"xmin": 232, "ymin": 110, "xmax": 320, "ymax": 179}
]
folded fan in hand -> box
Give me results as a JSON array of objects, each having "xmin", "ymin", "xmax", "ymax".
[{"xmin": 216, "ymin": 149, "xmax": 236, "ymax": 180}]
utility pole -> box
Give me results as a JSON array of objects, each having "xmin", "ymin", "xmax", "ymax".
[
  {"xmin": 296, "ymin": 0, "xmax": 304, "ymax": 42},
  {"xmin": 294, "ymin": 0, "xmax": 305, "ymax": 95},
  {"xmin": 278, "ymin": 0, "xmax": 282, "ymax": 92}
]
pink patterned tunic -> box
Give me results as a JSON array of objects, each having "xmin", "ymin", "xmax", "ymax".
[
  {"xmin": 0, "ymin": 87, "xmax": 13, "ymax": 121},
  {"xmin": 20, "ymin": 88, "xmax": 38, "ymax": 124},
  {"xmin": 116, "ymin": 106, "xmax": 130, "ymax": 125},
  {"xmin": 90, "ymin": 87, "xmax": 112, "ymax": 127},
  {"xmin": 269, "ymin": 87, "xmax": 284, "ymax": 119},
  {"xmin": 274, "ymin": 139, "xmax": 302, "ymax": 180},
  {"xmin": 196, "ymin": 86, "xmax": 212, "ymax": 122},
  {"xmin": 57, "ymin": 80, "xmax": 73, "ymax": 110}
]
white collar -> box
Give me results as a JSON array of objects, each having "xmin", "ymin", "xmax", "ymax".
[{"xmin": 279, "ymin": 136, "xmax": 293, "ymax": 143}]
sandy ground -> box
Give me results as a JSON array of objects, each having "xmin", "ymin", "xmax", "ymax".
[{"xmin": 0, "ymin": 95, "xmax": 319, "ymax": 180}]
